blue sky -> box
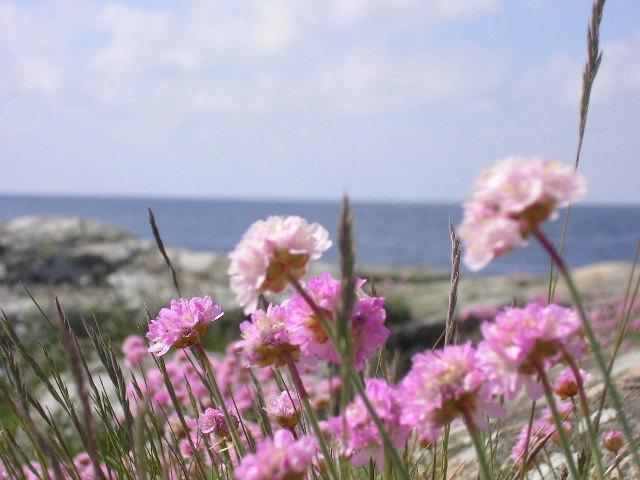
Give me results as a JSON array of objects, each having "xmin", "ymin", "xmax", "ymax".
[{"xmin": 1, "ymin": 0, "xmax": 639, "ymax": 203}]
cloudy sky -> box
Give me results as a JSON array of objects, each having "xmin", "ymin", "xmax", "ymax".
[{"xmin": 1, "ymin": 0, "xmax": 639, "ymax": 203}]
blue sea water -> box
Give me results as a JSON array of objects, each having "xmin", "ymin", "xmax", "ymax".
[{"xmin": 0, "ymin": 195, "xmax": 638, "ymax": 275}]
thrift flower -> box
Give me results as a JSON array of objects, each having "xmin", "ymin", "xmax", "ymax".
[
  {"xmin": 329, "ymin": 379, "xmax": 410, "ymax": 467},
  {"xmin": 552, "ymin": 367, "xmax": 590, "ymax": 400},
  {"xmin": 398, "ymin": 343, "xmax": 505, "ymax": 443},
  {"xmin": 239, "ymin": 304, "xmax": 300, "ymax": 367},
  {"xmin": 459, "ymin": 157, "xmax": 586, "ymax": 270},
  {"xmin": 286, "ymin": 272, "xmax": 390, "ymax": 371},
  {"xmin": 121, "ymin": 335, "xmax": 147, "ymax": 366},
  {"xmin": 478, "ymin": 303, "xmax": 585, "ymax": 400},
  {"xmin": 602, "ymin": 429, "xmax": 624, "ymax": 453},
  {"xmin": 234, "ymin": 429, "xmax": 317, "ymax": 480},
  {"xmin": 267, "ymin": 391, "xmax": 301, "ymax": 429},
  {"xmin": 199, "ymin": 407, "xmax": 239, "ymax": 440},
  {"xmin": 511, "ymin": 419, "xmax": 571, "ymax": 465},
  {"xmin": 147, "ymin": 296, "xmax": 223, "ymax": 356},
  {"xmin": 229, "ymin": 216, "xmax": 332, "ymax": 313}
]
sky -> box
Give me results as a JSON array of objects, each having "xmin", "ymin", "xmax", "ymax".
[{"xmin": 1, "ymin": 0, "xmax": 639, "ymax": 204}]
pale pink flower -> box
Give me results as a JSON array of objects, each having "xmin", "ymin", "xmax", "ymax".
[
  {"xmin": 121, "ymin": 335, "xmax": 147, "ymax": 366},
  {"xmin": 478, "ymin": 303, "xmax": 585, "ymax": 400},
  {"xmin": 602, "ymin": 429, "xmax": 624, "ymax": 453},
  {"xmin": 229, "ymin": 216, "xmax": 332, "ymax": 313},
  {"xmin": 147, "ymin": 296, "xmax": 223, "ymax": 356},
  {"xmin": 511, "ymin": 418, "xmax": 571, "ymax": 465},
  {"xmin": 459, "ymin": 157, "xmax": 586, "ymax": 271},
  {"xmin": 199, "ymin": 407, "xmax": 239, "ymax": 439},
  {"xmin": 286, "ymin": 272, "xmax": 390, "ymax": 371},
  {"xmin": 234, "ymin": 429, "xmax": 317, "ymax": 480},
  {"xmin": 398, "ymin": 343, "xmax": 505, "ymax": 443},
  {"xmin": 329, "ymin": 379, "xmax": 410, "ymax": 467},
  {"xmin": 72, "ymin": 453, "xmax": 108, "ymax": 480},
  {"xmin": 552, "ymin": 367, "xmax": 590, "ymax": 400},
  {"xmin": 239, "ymin": 304, "xmax": 300, "ymax": 367},
  {"xmin": 267, "ymin": 391, "xmax": 301, "ymax": 429}
]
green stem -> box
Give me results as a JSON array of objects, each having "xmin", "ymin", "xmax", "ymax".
[
  {"xmin": 563, "ymin": 351, "xmax": 604, "ymax": 479},
  {"xmin": 536, "ymin": 363, "xmax": 579, "ymax": 480},
  {"xmin": 285, "ymin": 354, "xmax": 339, "ymax": 480},
  {"xmin": 534, "ymin": 229, "xmax": 640, "ymax": 473},
  {"xmin": 462, "ymin": 410, "xmax": 494, "ymax": 480},
  {"xmin": 194, "ymin": 343, "xmax": 245, "ymax": 458}
]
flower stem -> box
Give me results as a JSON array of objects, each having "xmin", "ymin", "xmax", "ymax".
[
  {"xmin": 285, "ymin": 354, "xmax": 339, "ymax": 480},
  {"xmin": 194, "ymin": 343, "xmax": 245, "ymax": 458},
  {"xmin": 563, "ymin": 351, "xmax": 604, "ymax": 479},
  {"xmin": 534, "ymin": 229, "xmax": 640, "ymax": 473},
  {"xmin": 461, "ymin": 410, "xmax": 494, "ymax": 480},
  {"xmin": 535, "ymin": 363, "xmax": 579, "ymax": 480}
]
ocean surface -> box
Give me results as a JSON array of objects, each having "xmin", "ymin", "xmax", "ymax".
[{"xmin": 1, "ymin": 195, "xmax": 638, "ymax": 275}]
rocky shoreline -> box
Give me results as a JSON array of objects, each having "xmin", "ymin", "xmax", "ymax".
[{"xmin": 0, "ymin": 215, "xmax": 635, "ymax": 352}]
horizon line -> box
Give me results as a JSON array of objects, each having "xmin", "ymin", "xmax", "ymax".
[{"xmin": 1, "ymin": 191, "xmax": 639, "ymax": 208}]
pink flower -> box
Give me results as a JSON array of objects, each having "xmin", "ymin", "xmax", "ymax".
[
  {"xmin": 459, "ymin": 157, "xmax": 586, "ymax": 270},
  {"xmin": 121, "ymin": 335, "xmax": 147, "ymax": 366},
  {"xmin": 229, "ymin": 216, "xmax": 332, "ymax": 313},
  {"xmin": 286, "ymin": 272, "xmax": 390, "ymax": 371},
  {"xmin": 147, "ymin": 296, "xmax": 223, "ymax": 356},
  {"xmin": 478, "ymin": 303, "xmax": 585, "ymax": 400},
  {"xmin": 511, "ymin": 418, "xmax": 571, "ymax": 465},
  {"xmin": 552, "ymin": 367, "xmax": 590, "ymax": 400},
  {"xmin": 267, "ymin": 391, "xmax": 301, "ymax": 429},
  {"xmin": 398, "ymin": 343, "xmax": 505, "ymax": 443},
  {"xmin": 199, "ymin": 407, "xmax": 239, "ymax": 439},
  {"xmin": 234, "ymin": 429, "xmax": 318, "ymax": 480},
  {"xmin": 602, "ymin": 429, "xmax": 624, "ymax": 453},
  {"xmin": 329, "ymin": 379, "xmax": 410, "ymax": 467},
  {"xmin": 239, "ymin": 304, "xmax": 300, "ymax": 367},
  {"xmin": 72, "ymin": 453, "xmax": 108, "ymax": 480}
]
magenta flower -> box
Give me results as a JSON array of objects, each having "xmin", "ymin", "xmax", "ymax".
[
  {"xmin": 398, "ymin": 343, "xmax": 505, "ymax": 443},
  {"xmin": 234, "ymin": 429, "xmax": 317, "ymax": 480},
  {"xmin": 286, "ymin": 272, "xmax": 390, "ymax": 371},
  {"xmin": 147, "ymin": 296, "xmax": 223, "ymax": 356},
  {"xmin": 121, "ymin": 335, "xmax": 147, "ymax": 366},
  {"xmin": 329, "ymin": 379, "xmax": 410, "ymax": 467},
  {"xmin": 602, "ymin": 429, "xmax": 624, "ymax": 453},
  {"xmin": 552, "ymin": 367, "xmax": 590, "ymax": 400},
  {"xmin": 239, "ymin": 304, "xmax": 300, "ymax": 367},
  {"xmin": 459, "ymin": 157, "xmax": 586, "ymax": 270},
  {"xmin": 199, "ymin": 407, "xmax": 239, "ymax": 440},
  {"xmin": 229, "ymin": 216, "xmax": 332, "ymax": 313},
  {"xmin": 478, "ymin": 303, "xmax": 585, "ymax": 400},
  {"xmin": 267, "ymin": 391, "xmax": 301, "ymax": 429}
]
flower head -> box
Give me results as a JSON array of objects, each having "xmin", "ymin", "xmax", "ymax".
[
  {"xmin": 239, "ymin": 304, "xmax": 300, "ymax": 367},
  {"xmin": 460, "ymin": 157, "xmax": 586, "ymax": 270},
  {"xmin": 229, "ymin": 216, "xmax": 332, "ymax": 313},
  {"xmin": 329, "ymin": 379, "xmax": 410, "ymax": 467},
  {"xmin": 199, "ymin": 407, "xmax": 239, "ymax": 440},
  {"xmin": 147, "ymin": 296, "xmax": 223, "ymax": 356},
  {"xmin": 602, "ymin": 429, "xmax": 624, "ymax": 453},
  {"xmin": 267, "ymin": 391, "xmax": 301, "ymax": 429},
  {"xmin": 234, "ymin": 429, "xmax": 317, "ymax": 480},
  {"xmin": 286, "ymin": 272, "xmax": 390, "ymax": 371},
  {"xmin": 398, "ymin": 343, "xmax": 505, "ymax": 443},
  {"xmin": 552, "ymin": 367, "xmax": 590, "ymax": 400},
  {"xmin": 121, "ymin": 335, "xmax": 147, "ymax": 366},
  {"xmin": 478, "ymin": 303, "xmax": 585, "ymax": 400}
]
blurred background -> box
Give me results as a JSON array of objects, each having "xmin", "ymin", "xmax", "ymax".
[{"xmin": 1, "ymin": 0, "xmax": 639, "ymax": 275}]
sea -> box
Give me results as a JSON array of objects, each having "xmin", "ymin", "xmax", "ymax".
[{"xmin": 1, "ymin": 195, "xmax": 638, "ymax": 276}]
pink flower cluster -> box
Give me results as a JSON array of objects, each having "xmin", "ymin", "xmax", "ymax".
[
  {"xmin": 459, "ymin": 157, "xmax": 586, "ymax": 270},
  {"xmin": 228, "ymin": 215, "xmax": 332, "ymax": 313},
  {"xmin": 147, "ymin": 296, "xmax": 223, "ymax": 356},
  {"xmin": 329, "ymin": 379, "xmax": 410, "ymax": 467},
  {"xmin": 234, "ymin": 430, "xmax": 317, "ymax": 480},
  {"xmin": 399, "ymin": 343, "xmax": 505, "ymax": 443},
  {"xmin": 267, "ymin": 391, "xmax": 301, "ymax": 429},
  {"xmin": 479, "ymin": 302, "xmax": 585, "ymax": 399},
  {"xmin": 287, "ymin": 272, "xmax": 390, "ymax": 371}
]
